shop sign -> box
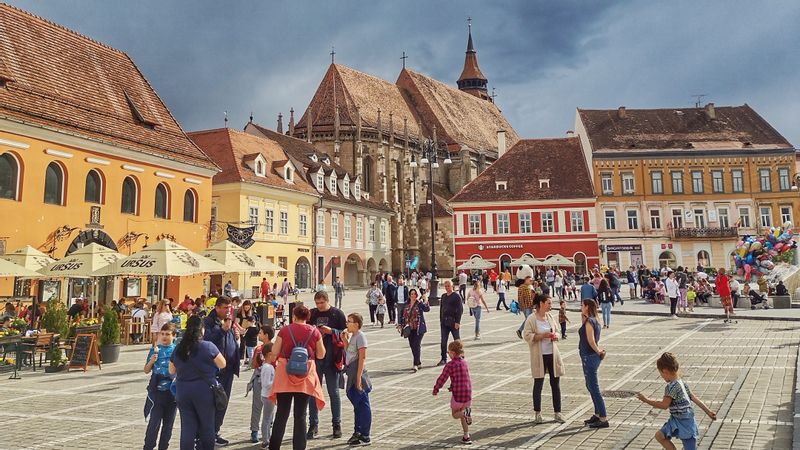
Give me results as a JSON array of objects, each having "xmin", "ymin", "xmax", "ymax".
[{"xmin": 606, "ymin": 244, "xmax": 642, "ymax": 252}]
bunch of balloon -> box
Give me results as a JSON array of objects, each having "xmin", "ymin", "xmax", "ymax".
[{"xmin": 734, "ymin": 221, "xmax": 797, "ymax": 280}]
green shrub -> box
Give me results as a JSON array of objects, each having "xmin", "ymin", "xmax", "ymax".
[
  {"xmin": 99, "ymin": 308, "xmax": 120, "ymax": 346},
  {"xmin": 40, "ymin": 298, "xmax": 69, "ymax": 338}
]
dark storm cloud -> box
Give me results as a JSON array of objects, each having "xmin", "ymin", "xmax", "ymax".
[{"xmin": 10, "ymin": 0, "xmax": 800, "ymax": 145}]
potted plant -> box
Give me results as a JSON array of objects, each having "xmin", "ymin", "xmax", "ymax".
[
  {"xmin": 40, "ymin": 298, "xmax": 69, "ymax": 338},
  {"xmin": 44, "ymin": 345, "xmax": 67, "ymax": 373},
  {"xmin": 99, "ymin": 308, "xmax": 121, "ymax": 364}
]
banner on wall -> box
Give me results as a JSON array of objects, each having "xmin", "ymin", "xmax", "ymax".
[{"xmin": 227, "ymin": 225, "xmax": 256, "ymax": 249}]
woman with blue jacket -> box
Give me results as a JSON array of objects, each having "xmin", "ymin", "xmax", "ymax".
[{"xmin": 396, "ymin": 288, "xmax": 430, "ymax": 372}]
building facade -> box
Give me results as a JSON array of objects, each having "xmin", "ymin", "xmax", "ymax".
[
  {"xmin": 286, "ymin": 25, "xmax": 519, "ymax": 278},
  {"xmin": 0, "ymin": 4, "xmax": 218, "ymax": 301},
  {"xmin": 245, "ymin": 123, "xmax": 394, "ymax": 287},
  {"xmin": 189, "ymin": 128, "xmax": 318, "ymax": 297},
  {"xmin": 576, "ymin": 104, "xmax": 799, "ymax": 270},
  {"xmin": 450, "ymin": 138, "xmax": 600, "ymax": 275}
]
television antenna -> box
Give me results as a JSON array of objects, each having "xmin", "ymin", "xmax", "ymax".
[{"xmin": 691, "ymin": 94, "xmax": 708, "ymax": 108}]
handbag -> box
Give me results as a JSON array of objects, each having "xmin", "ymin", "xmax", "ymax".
[
  {"xmin": 187, "ymin": 356, "xmax": 228, "ymax": 411},
  {"xmin": 401, "ymin": 325, "xmax": 412, "ymax": 338}
]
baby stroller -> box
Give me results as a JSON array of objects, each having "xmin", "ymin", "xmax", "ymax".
[{"xmin": 749, "ymin": 290, "xmax": 770, "ymax": 310}]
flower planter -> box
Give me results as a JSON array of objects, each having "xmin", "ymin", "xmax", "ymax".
[
  {"xmin": 44, "ymin": 364, "xmax": 67, "ymax": 373},
  {"xmin": 99, "ymin": 344, "xmax": 121, "ymax": 364}
]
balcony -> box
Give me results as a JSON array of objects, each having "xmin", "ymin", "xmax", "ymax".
[{"xmin": 671, "ymin": 227, "xmax": 739, "ymax": 239}]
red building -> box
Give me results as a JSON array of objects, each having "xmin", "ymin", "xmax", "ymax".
[{"xmin": 449, "ymin": 137, "xmax": 600, "ymax": 275}]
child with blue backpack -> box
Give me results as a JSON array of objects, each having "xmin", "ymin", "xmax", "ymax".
[{"xmin": 143, "ymin": 323, "xmax": 177, "ymax": 450}]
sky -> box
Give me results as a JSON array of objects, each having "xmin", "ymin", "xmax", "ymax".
[{"xmin": 11, "ymin": 0, "xmax": 800, "ymax": 146}]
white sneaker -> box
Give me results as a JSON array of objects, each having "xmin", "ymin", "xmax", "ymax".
[
  {"xmin": 554, "ymin": 412, "xmax": 566, "ymax": 423},
  {"xmin": 671, "ymin": 314, "xmax": 678, "ymax": 319},
  {"xmin": 534, "ymin": 412, "xmax": 543, "ymax": 424}
]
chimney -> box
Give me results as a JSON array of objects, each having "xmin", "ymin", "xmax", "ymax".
[
  {"xmin": 617, "ymin": 106, "xmax": 626, "ymax": 119},
  {"xmin": 497, "ymin": 129, "xmax": 507, "ymax": 158},
  {"xmin": 705, "ymin": 102, "xmax": 716, "ymax": 120},
  {"xmin": 277, "ymin": 113, "xmax": 283, "ymax": 134}
]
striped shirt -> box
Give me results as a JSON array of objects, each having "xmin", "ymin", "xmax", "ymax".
[{"xmin": 666, "ymin": 379, "xmax": 693, "ymax": 418}]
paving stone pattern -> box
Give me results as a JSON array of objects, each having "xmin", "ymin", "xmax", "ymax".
[{"xmin": 3, "ymin": 289, "xmax": 798, "ymax": 449}]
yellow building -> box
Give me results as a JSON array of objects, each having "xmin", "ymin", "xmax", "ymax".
[
  {"xmin": 189, "ymin": 128, "xmax": 319, "ymax": 297},
  {"xmin": 0, "ymin": 5, "xmax": 218, "ymax": 301},
  {"xmin": 576, "ymin": 104, "xmax": 799, "ymax": 270}
]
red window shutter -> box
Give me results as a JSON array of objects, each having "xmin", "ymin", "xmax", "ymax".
[
  {"xmin": 480, "ymin": 214, "xmax": 487, "ymax": 234},
  {"xmin": 510, "ymin": 212, "xmax": 519, "ymax": 233},
  {"xmin": 533, "ymin": 212, "xmax": 541, "ymax": 233},
  {"xmin": 583, "ymin": 210, "xmax": 590, "ymax": 232},
  {"xmin": 564, "ymin": 211, "xmax": 571, "ymax": 232}
]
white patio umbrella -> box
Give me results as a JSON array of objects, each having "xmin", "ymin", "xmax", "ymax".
[
  {"xmin": 510, "ymin": 255, "xmax": 544, "ymax": 267},
  {"xmin": 93, "ymin": 239, "xmax": 227, "ymax": 277},
  {"xmin": 0, "ymin": 258, "xmax": 43, "ymax": 278},
  {"xmin": 1, "ymin": 245, "xmax": 56, "ymax": 271},
  {"xmin": 202, "ymin": 241, "xmax": 286, "ymax": 273},
  {"xmin": 456, "ymin": 257, "xmax": 496, "ymax": 270},
  {"xmin": 541, "ymin": 254, "xmax": 576, "ymax": 267},
  {"xmin": 38, "ymin": 243, "xmax": 125, "ymax": 278}
]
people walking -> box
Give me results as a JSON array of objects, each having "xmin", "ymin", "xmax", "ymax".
[
  {"xmin": 267, "ymin": 305, "xmax": 326, "ymax": 450},
  {"xmin": 151, "ymin": 300, "xmax": 173, "ymax": 345},
  {"xmin": 516, "ymin": 276, "xmax": 535, "ymax": 339},
  {"xmin": 432, "ymin": 341, "xmax": 474, "ymax": 445},
  {"xmin": 307, "ymin": 291, "xmax": 346, "ymax": 440},
  {"xmin": 716, "ymin": 268, "xmax": 734, "ymax": 320},
  {"xmin": 397, "ymin": 288, "xmax": 430, "ymax": 372},
  {"xmin": 558, "ymin": 300, "xmax": 570, "ymax": 339},
  {"xmin": 169, "ymin": 316, "xmax": 227, "ymax": 450},
  {"xmin": 258, "ymin": 343, "xmax": 276, "ymax": 449},
  {"xmin": 383, "ymin": 275, "xmax": 398, "ymax": 324},
  {"xmin": 523, "ymin": 295, "xmax": 565, "ymax": 424},
  {"xmin": 665, "ymin": 271, "xmax": 680, "ymax": 318},
  {"xmin": 676, "ymin": 267, "xmax": 689, "ymax": 313},
  {"xmin": 580, "ymin": 275, "xmax": 598, "ymax": 301},
  {"xmin": 458, "ymin": 271, "xmax": 468, "ymax": 302},
  {"xmin": 280, "ymin": 278, "xmax": 290, "ymax": 305},
  {"xmin": 341, "ymin": 313, "xmax": 373, "ymax": 446},
  {"xmin": 394, "ymin": 276, "xmax": 409, "ymax": 322},
  {"xmin": 496, "ymin": 279, "xmax": 509, "ymax": 310},
  {"xmin": 333, "ymin": 276, "xmax": 345, "ymax": 310},
  {"xmin": 598, "ymin": 279, "xmax": 613, "ymax": 328},
  {"xmin": 636, "ymin": 352, "xmax": 717, "ymax": 450},
  {"xmin": 143, "ymin": 323, "xmax": 177, "ymax": 450},
  {"xmin": 261, "ymin": 278, "xmax": 271, "ymax": 302},
  {"xmin": 203, "ymin": 296, "xmax": 240, "ymax": 446},
  {"xmin": 466, "ymin": 281, "xmax": 490, "ymax": 340},
  {"xmin": 249, "ymin": 325, "xmax": 275, "ymax": 444},
  {"xmin": 579, "ymin": 299, "xmax": 608, "ymax": 429},
  {"xmin": 438, "ymin": 280, "xmax": 463, "ymax": 366},
  {"xmin": 365, "ymin": 282, "xmax": 382, "ymax": 327}
]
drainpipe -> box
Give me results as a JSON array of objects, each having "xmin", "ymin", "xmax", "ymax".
[{"xmin": 312, "ymin": 196, "xmax": 322, "ymax": 290}]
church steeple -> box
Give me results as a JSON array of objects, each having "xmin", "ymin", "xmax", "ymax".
[{"xmin": 457, "ymin": 18, "xmax": 491, "ymax": 102}]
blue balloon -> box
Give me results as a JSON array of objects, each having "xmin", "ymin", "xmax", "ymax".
[{"xmin": 746, "ymin": 254, "xmax": 755, "ymax": 264}]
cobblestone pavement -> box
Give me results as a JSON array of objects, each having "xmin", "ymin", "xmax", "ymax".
[{"xmin": 3, "ymin": 289, "xmax": 798, "ymax": 449}]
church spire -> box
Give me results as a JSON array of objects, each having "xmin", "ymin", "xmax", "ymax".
[{"xmin": 457, "ymin": 17, "xmax": 491, "ymax": 102}]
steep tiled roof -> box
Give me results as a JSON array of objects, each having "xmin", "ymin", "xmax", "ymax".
[
  {"xmin": 295, "ymin": 64, "xmax": 421, "ymax": 138},
  {"xmin": 188, "ymin": 128, "xmax": 318, "ymax": 195},
  {"xmin": 244, "ymin": 122, "xmax": 393, "ymax": 213},
  {"xmin": 578, "ymin": 105, "xmax": 792, "ymax": 151},
  {"xmin": 398, "ymin": 69, "xmax": 519, "ymax": 153},
  {"xmin": 0, "ymin": 4, "xmax": 217, "ymax": 170},
  {"xmin": 450, "ymin": 138, "xmax": 594, "ymax": 203}
]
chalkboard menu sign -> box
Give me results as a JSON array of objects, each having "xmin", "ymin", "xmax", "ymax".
[{"xmin": 69, "ymin": 333, "xmax": 101, "ymax": 371}]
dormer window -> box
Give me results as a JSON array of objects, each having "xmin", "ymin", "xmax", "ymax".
[
  {"xmin": 343, "ymin": 180, "xmax": 350, "ymax": 197},
  {"xmin": 539, "ymin": 179, "xmax": 550, "ymax": 189},
  {"xmin": 324, "ymin": 157, "xmax": 331, "ymax": 165},
  {"xmin": 284, "ymin": 166, "xmax": 294, "ymax": 183},
  {"xmin": 330, "ymin": 175, "xmax": 337, "ymax": 193},
  {"xmin": 316, "ymin": 172, "xmax": 324, "ymax": 192},
  {"xmin": 255, "ymin": 160, "xmax": 265, "ymax": 177},
  {"xmin": 309, "ymin": 154, "xmax": 318, "ymax": 162},
  {"xmin": 354, "ymin": 179, "xmax": 361, "ymax": 198},
  {"xmin": 496, "ymin": 181, "xmax": 507, "ymax": 191},
  {"xmin": 246, "ymin": 153, "xmax": 267, "ymax": 177}
]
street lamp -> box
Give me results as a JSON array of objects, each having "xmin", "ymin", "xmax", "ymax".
[{"xmin": 415, "ymin": 134, "xmax": 451, "ymax": 303}]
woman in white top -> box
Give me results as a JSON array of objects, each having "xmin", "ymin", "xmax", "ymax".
[
  {"xmin": 665, "ymin": 271, "xmax": 680, "ymax": 318},
  {"xmin": 496, "ymin": 280, "xmax": 509, "ymax": 310},
  {"xmin": 466, "ymin": 280, "xmax": 490, "ymax": 340},
  {"xmin": 553, "ymin": 273, "xmax": 564, "ymax": 300},
  {"xmin": 523, "ymin": 295, "xmax": 565, "ymax": 424},
  {"xmin": 150, "ymin": 299, "xmax": 173, "ymax": 344}
]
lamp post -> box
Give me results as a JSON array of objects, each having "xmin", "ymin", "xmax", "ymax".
[{"xmin": 410, "ymin": 135, "xmax": 451, "ymax": 303}]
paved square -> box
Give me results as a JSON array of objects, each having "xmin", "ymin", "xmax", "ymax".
[{"xmin": 3, "ymin": 290, "xmax": 798, "ymax": 449}]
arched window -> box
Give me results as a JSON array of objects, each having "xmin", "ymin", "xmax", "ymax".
[
  {"xmin": 183, "ymin": 189, "xmax": 197, "ymax": 222},
  {"xmin": 121, "ymin": 176, "xmax": 138, "ymax": 215},
  {"xmin": 84, "ymin": 169, "xmax": 103, "ymax": 203},
  {"xmin": 44, "ymin": 162, "xmax": 65, "ymax": 205},
  {"xmin": 362, "ymin": 156, "xmax": 372, "ymax": 193},
  {"xmin": 0, "ymin": 153, "xmax": 20, "ymax": 200},
  {"xmin": 154, "ymin": 183, "xmax": 170, "ymax": 219}
]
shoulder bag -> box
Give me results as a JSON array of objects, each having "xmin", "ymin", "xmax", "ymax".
[{"xmin": 186, "ymin": 352, "xmax": 228, "ymax": 411}]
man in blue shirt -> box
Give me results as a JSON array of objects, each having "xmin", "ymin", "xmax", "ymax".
[
  {"xmin": 580, "ymin": 275, "xmax": 598, "ymax": 301},
  {"xmin": 203, "ymin": 296, "xmax": 240, "ymax": 446}
]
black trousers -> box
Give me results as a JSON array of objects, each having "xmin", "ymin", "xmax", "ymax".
[
  {"xmin": 533, "ymin": 353, "xmax": 561, "ymax": 412},
  {"xmin": 368, "ymin": 304, "xmax": 377, "ymax": 323},
  {"xmin": 440, "ymin": 324, "xmax": 460, "ymax": 361},
  {"xmin": 459, "ymin": 284, "xmax": 467, "ymax": 301},
  {"xmin": 560, "ymin": 321, "xmax": 567, "ymax": 338},
  {"xmin": 408, "ymin": 329, "xmax": 423, "ymax": 366},
  {"xmin": 669, "ymin": 297, "xmax": 678, "ymax": 315},
  {"xmin": 387, "ymin": 300, "xmax": 396, "ymax": 322},
  {"xmin": 269, "ymin": 392, "xmax": 310, "ymax": 450}
]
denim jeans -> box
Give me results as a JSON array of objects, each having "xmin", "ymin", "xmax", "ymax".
[
  {"xmin": 471, "ymin": 306, "xmax": 482, "ymax": 335},
  {"xmin": 143, "ymin": 390, "xmax": 176, "ymax": 450},
  {"xmin": 346, "ymin": 385, "xmax": 372, "ymax": 437},
  {"xmin": 601, "ymin": 302, "xmax": 612, "ymax": 327},
  {"xmin": 245, "ymin": 346, "xmax": 255, "ymax": 363},
  {"xmin": 517, "ymin": 308, "xmax": 533, "ymax": 333},
  {"xmin": 440, "ymin": 325, "xmax": 461, "ymax": 361},
  {"xmin": 611, "ymin": 286, "xmax": 622, "ymax": 304},
  {"xmin": 309, "ymin": 361, "xmax": 342, "ymax": 426},
  {"xmin": 581, "ymin": 353, "xmax": 606, "ymax": 417}
]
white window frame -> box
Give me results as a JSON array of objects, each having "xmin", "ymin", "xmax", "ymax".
[
  {"xmin": 691, "ymin": 171, "xmax": 704, "ymax": 193},
  {"xmin": 299, "ymin": 213, "xmax": 308, "ymax": 236},
  {"xmin": 519, "ymin": 212, "xmax": 532, "ymax": 234},
  {"xmin": 354, "ymin": 179, "xmax": 361, "ymax": 198},
  {"xmin": 468, "ymin": 214, "xmax": 481, "ymax": 235},
  {"xmin": 280, "ymin": 210, "xmax": 288, "ymax": 234},
  {"xmin": 671, "ymin": 171, "xmax": 683, "ymax": 194},
  {"xmin": 249, "ymin": 207, "xmax": 259, "ymax": 226},
  {"xmin": 649, "ymin": 209, "xmax": 661, "ymax": 229},
  {"xmin": 316, "ymin": 211, "xmax": 325, "ymax": 238},
  {"xmin": 316, "ymin": 172, "xmax": 324, "ymax": 191},
  {"xmin": 541, "ymin": 212, "xmax": 554, "ymax": 233},
  {"xmin": 651, "ymin": 171, "xmax": 663, "ymax": 194},
  {"xmin": 760, "ymin": 206, "xmax": 772, "ymax": 227},
  {"xmin": 330, "ymin": 175, "xmax": 337, "ymax": 193},
  {"xmin": 604, "ymin": 210, "xmax": 616, "ymax": 230},
  {"xmin": 738, "ymin": 207, "xmax": 751, "ymax": 228},
  {"xmin": 356, "ymin": 217, "xmax": 364, "ymax": 242},
  {"xmin": 718, "ymin": 208, "xmax": 729, "ymax": 228},
  {"xmin": 781, "ymin": 205, "xmax": 792, "ymax": 224},
  {"xmin": 779, "ymin": 168, "xmax": 791, "ymax": 191},
  {"xmin": 265, "ymin": 209, "xmax": 274, "ymax": 233},
  {"xmin": 368, "ymin": 221, "xmax": 376, "ymax": 243},
  {"xmin": 693, "ymin": 209, "xmax": 706, "ymax": 228},
  {"xmin": 570, "ymin": 211, "xmax": 584, "ymax": 232},
  {"xmin": 732, "ymin": 169, "xmax": 744, "ymax": 193},
  {"xmin": 759, "ymin": 169, "xmax": 771, "ymax": 192},
  {"xmin": 343, "ymin": 180, "xmax": 350, "ymax": 197},
  {"xmin": 671, "ymin": 209, "xmax": 683, "ymax": 229},
  {"xmin": 380, "ymin": 220, "xmax": 387, "ymax": 245},
  {"xmin": 626, "ymin": 209, "xmax": 638, "ymax": 230},
  {"xmin": 344, "ymin": 215, "xmax": 351, "ymax": 240},
  {"xmin": 622, "ymin": 173, "xmax": 635, "ymax": 194},
  {"xmin": 496, "ymin": 213, "xmax": 510, "ymax": 234},
  {"xmin": 600, "ymin": 173, "xmax": 613, "ymax": 195},
  {"xmin": 331, "ymin": 214, "xmax": 338, "ymax": 239},
  {"xmin": 712, "ymin": 170, "xmax": 724, "ymax": 193}
]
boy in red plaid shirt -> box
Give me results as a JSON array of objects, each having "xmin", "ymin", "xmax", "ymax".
[{"xmin": 433, "ymin": 341, "xmax": 473, "ymax": 444}]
